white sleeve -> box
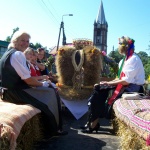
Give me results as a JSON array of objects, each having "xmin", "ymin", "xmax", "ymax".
[
  {"xmin": 10, "ymin": 51, "xmax": 31, "ymax": 79},
  {"xmin": 122, "ymin": 55, "xmax": 145, "ymax": 84}
]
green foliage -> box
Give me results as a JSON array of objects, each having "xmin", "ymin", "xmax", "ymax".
[
  {"xmin": 108, "ymin": 49, "xmax": 124, "ymax": 63},
  {"xmin": 136, "ymin": 51, "xmax": 149, "ymax": 66},
  {"xmin": 104, "ymin": 49, "xmax": 123, "ymax": 78},
  {"xmin": 102, "ymin": 55, "xmax": 118, "ymax": 78},
  {"xmin": 45, "ymin": 55, "xmax": 55, "ymax": 71},
  {"xmin": 29, "ymin": 43, "xmax": 43, "ymax": 50},
  {"xmin": 5, "ymin": 27, "xmax": 19, "ymax": 42}
]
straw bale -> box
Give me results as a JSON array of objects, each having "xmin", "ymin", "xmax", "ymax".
[
  {"xmin": 114, "ymin": 117, "xmax": 150, "ymax": 150},
  {"xmin": 0, "ymin": 114, "xmax": 43, "ymax": 150},
  {"xmin": 16, "ymin": 113, "xmax": 43, "ymax": 150}
]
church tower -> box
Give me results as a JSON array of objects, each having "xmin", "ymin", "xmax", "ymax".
[{"xmin": 93, "ymin": 0, "xmax": 108, "ymax": 53}]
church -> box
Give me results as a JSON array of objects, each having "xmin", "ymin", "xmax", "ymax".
[{"xmin": 93, "ymin": 0, "xmax": 108, "ymax": 53}]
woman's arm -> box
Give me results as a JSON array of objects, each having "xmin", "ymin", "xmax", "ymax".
[
  {"xmin": 24, "ymin": 77, "xmax": 43, "ymax": 86},
  {"xmin": 32, "ymin": 75, "xmax": 49, "ymax": 81},
  {"xmin": 107, "ymin": 79, "xmax": 129, "ymax": 86},
  {"xmin": 36, "ymin": 62, "xmax": 45, "ymax": 71}
]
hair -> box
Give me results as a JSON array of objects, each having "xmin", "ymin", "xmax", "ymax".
[
  {"xmin": 37, "ymin": 48, "xmax": 45, "ymax": 53},
  {"xmin": 33, "ymin": 50, "xmax": 38, "ymax": 55},
  {"xmin": 24, "ymin": 47, "xmax": 34, "ymax": 55},
  {"xmin": 118, "ymin": 36, "xmax": 135, "ymax": 55},
  {"xmin": 8, "ymin": 31, "xmax": 31, "ymax": 49},
  {"xmin": 36, "ymin": 47, "xmax": 46, "ymax": 60}
]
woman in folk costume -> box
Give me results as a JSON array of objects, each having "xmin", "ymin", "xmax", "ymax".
[
  {"xmin": 0, "ymin": 31, "xmax": 67, "ymax": 139},
  {"xmin": 81, "ymin": 36, "xmax": 145, "ymax": 133}
]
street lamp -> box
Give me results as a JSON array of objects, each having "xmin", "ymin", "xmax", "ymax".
[{"xmin": 56, "ymin": 14, "xmax": 73, "ymax": 51}]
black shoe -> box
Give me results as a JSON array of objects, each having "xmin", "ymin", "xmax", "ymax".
[
  {"xmin": 56, "ymin": 130, "xmax": 68, "ymax": 136},
  {"xmin": 81, "ymin": 123, "xmax": 100, "ymax": 134}
]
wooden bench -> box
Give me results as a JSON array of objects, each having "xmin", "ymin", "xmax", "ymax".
[
  {"xmin": 112, "ymin": 97, "xmax": 150, "ymax": 150},
  {"xmin": 0, "ymin": 99, "xmax": 43, "ymax": 150}
]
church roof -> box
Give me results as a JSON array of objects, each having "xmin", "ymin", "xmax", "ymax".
[{"xmin": 96, "ymin": 0, "xmax": 107, "ymax": 24}]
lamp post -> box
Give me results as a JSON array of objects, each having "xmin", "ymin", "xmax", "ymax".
[{"xmin": 56, "ymin": 14, "xmax": 73, "ymax": 51}]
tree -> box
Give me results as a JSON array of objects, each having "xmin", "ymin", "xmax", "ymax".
[
  {"xmin": 108, "ymin": 48, "xmax": 124, "ymax": 63},
  {"xmin": 136, "ymin": 51, "xmax": 149, "ymax": 66},
  {"xmin": 29, "ymin": 42, "xmax": 43, "ymax": 50},
  {"xmin": 5, "ymin": 27, "xmax": 19, "ymax": 42}
]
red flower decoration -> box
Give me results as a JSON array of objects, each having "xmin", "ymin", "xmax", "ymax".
[{"xmin": 128, "ymin": 40, "xmax": 133, "ymax": 45}]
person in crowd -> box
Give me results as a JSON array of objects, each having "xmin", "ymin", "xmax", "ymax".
[
  {"xmin": 81, "ymin": 36, "xmax": 145, "ymax": 133},
  {"xmin": 24, "ymin": 47, "xmax": 58, "ymax": 90},
  {"xmin": 0, "ymin": 31, "xmax": 68, "ymax": 139},
  {"xmin": 31, "ymin": 50, "xmax": 42, "ymax": 76},
  {"xmin": 37, "ymin": 48, "xmax": 49, "ymax": 75},
  {"xmin": 24, "ymin": 47, "xmax": 49, "ymax": 81}
]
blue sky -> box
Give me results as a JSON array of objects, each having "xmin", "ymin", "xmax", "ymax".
[{"xmin": 0, "ymin": 0, "xmax": 150, "ymax": 55}]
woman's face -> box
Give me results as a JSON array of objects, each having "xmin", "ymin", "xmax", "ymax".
[
  {"xmin": 25, "ymin": 52, "xmax": 33, "ymax": 61},
  {"xmin": 37, "ymin": 50, "xmax": 45, "ymax": 60},
  {"xmin": 15, "ymin": 34, "xmax": 30, "ymax": 52},
  {"xmin": 31, "ymin": 53, "xmax": 38, "ymax": 63},
  {"xmin": 118, "ymin": 44, "xmax": 127, "ymax": 55}
]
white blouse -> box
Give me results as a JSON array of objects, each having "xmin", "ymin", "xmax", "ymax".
[
  {"xmin": 119, "ymin": 53, "xmax": 145, "ymax": 85},
  {"xmin": 10, "ymin": 51, "xmax": 31, "ymax": 80}
]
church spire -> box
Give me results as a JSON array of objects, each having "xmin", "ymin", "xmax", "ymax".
[
  {"xmin": 96, "ymin": 0, "xmax": 107, "ymax": 24},
  {"xmin": 93, "ymin": 0, "xmax": 108, "ymax": 53}
]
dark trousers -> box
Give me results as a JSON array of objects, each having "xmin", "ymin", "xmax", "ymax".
[
  {"xmin": 87, "ymin": 84, "xmax": 144, "ymax": 122},
  {"xmin": 88, "ymin": 88, "xmax": 110, "ymax": 122}
]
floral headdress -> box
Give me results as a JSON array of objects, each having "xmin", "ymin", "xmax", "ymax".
[
  {"xmin": 119, "ymin": 36, "xmax": 135, "ymax": 48},
  {"xmin": 119, "ymin": 36, "xmax": 135, "ymax": 59}
]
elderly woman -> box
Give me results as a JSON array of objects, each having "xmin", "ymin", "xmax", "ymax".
[
  {"xmin": 0, "ymin": 31, "xmax": 67, "ymax": 138},
  {"xmin": 81, "ymin": 36, "xmax": 145, "ymax": 133}
]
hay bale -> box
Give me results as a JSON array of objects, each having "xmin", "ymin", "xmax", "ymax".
[
  {"xmin": 16, "ymin": 114, "xmax": 43, "ymax": 150},
  {"xmin": 0, "ymin": 114, "xmax": 43, "ymax": 150},
  {"xmin": 114, "ymin": 117, "xmax": 150, "ymax": 150},
  {"xmin": 0, "ymin": 129, "xmax": 10, "ymax": 150}
]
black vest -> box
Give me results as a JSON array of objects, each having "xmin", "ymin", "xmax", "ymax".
[{"xmin": 0, "ymin": 48, "xmax": 30, "ymax": 89}]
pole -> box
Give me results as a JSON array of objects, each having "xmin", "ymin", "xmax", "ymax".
[
  {"xmin": 56, "ymin": 21, "xmax": 63, "ymax": 51},
  {"xmin": 56, "ymin": 14, "xmax": 73, "ymax": 51}
]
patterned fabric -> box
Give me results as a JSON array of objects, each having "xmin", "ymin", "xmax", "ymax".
[
  {"xmin": 113, "ymin": 98, "xmax": 150, "ymax": 145},
  {"xmin": 0, "ymin": 100, "xmax": 41, "ymax": 150}
]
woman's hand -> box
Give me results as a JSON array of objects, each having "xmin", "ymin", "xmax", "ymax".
[
  {"xmin": 42, "ymin": 75, "xmax": 49, "ymax": 80},
  {"xmin": 100, "ymin": 81, "xmax": 108, "ymax": 85}
]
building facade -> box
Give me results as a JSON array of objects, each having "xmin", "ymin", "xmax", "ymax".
[
  {"xmin": 0, "ymin": 40, "xmax": 9, "ymax": 58},
  {"xmin": 93, "ymin": 0, "xmax": 108, "ymax": 53}
]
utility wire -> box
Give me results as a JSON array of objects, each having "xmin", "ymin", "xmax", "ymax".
[{"xmin": 41, "ymin": 0, "xmax": 59, "ymax": 24}]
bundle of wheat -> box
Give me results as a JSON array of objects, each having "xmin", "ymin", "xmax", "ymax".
[{"xmin": 55, "ymin": 44, "xmax": 103, "ymax": 100}]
